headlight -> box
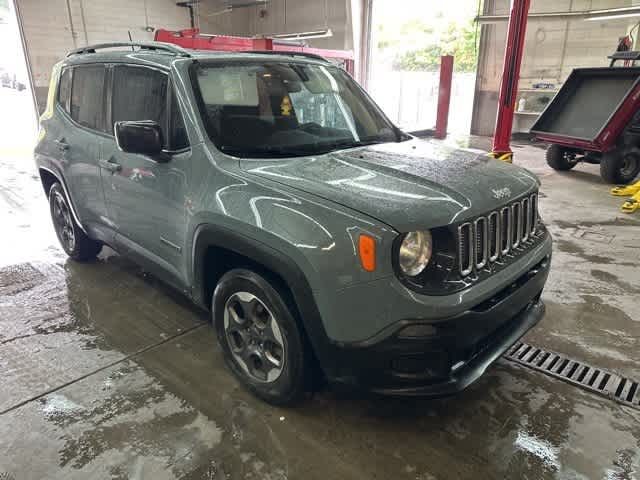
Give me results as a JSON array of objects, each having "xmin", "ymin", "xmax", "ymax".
[{"xmin": 398, "ymin": 231, "xmax": 433, "ymax": 276}]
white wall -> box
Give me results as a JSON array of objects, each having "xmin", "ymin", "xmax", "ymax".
[
  {"xmin": 198, "ymin": 0, "xmax": 354, "ymax": 51},
  {"xmin": 472, "ymin": 0, "xmax": 637, "ymax": 136},
  {"xmin": 16, "ymin": 0, "xmax": 362, "ymax": 111},
  {"xmin": 197, "ymin": 6, "xmax": 252, "ymax": 37},
  {"xmin": 16, "ymin": 0, "xmax": 190, "ymax": 111}
]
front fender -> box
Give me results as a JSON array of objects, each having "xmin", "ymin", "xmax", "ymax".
[
  {"xmin": 186, "ymin": 154, "xmax": 399, "ymax": 356},
  {"xmin": 190, "ymin": 222, "xmax": 347, "ymax": 376},
  {"xmin": 190, "ymin": 221, "xmax": 319, "ymax": 308}
]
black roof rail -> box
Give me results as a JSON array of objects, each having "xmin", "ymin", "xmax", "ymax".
[
  {"xmin": 67, "ymin": 41, "xmax": 191, "ymax": 58},
  {"xmin": 245, "ymin": 50, "xmax": 329, "ymax": 63}
]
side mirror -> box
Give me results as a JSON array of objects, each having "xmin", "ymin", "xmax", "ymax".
[{"xmin": 114, "ymin": 120, "xmax": 164, "ymax": 158}]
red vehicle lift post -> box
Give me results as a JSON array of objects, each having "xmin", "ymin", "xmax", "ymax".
[
  {"xmin": 434, "ymin": 55, "xmax": 454, "ymax": 139},
  {"xmin": 489, "ymin": 0, "xmax": 532, "ymax": 163},
  {"xmin": 408, "ymin": 55, "xmax": 454, "ymax": 139}
]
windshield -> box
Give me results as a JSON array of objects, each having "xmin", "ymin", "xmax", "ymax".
[{"xmin": 193, "ymin": 61, "xmax": 407, "ymax": 158}]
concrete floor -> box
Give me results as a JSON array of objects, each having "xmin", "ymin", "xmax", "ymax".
[{"xmin": 1, "ymin": 101, "xmax": 640, "ymax": 478}]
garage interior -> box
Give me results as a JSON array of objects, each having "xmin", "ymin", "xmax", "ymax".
[{"xmin": 1, "ymin": 0, "xmax": 640, "ymax": 478}]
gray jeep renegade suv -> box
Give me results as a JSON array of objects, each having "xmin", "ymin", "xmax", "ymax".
[{"xmin": 35, "ymin": 42, "xmax": 552, "ymax": 405}]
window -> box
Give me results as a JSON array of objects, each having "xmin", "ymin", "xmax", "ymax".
[
  {"xmin": 70, "ymin": 65, "xmax": 106, "ymax": 131},
  {"xmin": 194, "ymin": 62, "xmax": 403, "ymax": 158},
  {"xmin": 288, "ymin": 91, "xmax": 354, "ymax": 131},
  {"xmin": 112, "ymin": 66, "xmax": 168, "ymax": 136},
  {"xmin": 58, "ymin": 68, "xmax": 71, "ymax": 114},
  {"xmin": 169, "ymin": 86, "xmax": 189, "ymax": 150}
]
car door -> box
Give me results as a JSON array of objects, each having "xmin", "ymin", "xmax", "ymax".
[
  {"xmin": 101, "ymin": 64, "xmax": 191, "ymax": 288},
  {"xmin": 59, "ymin": 64, "xmax": 110, "ymax": 237}
]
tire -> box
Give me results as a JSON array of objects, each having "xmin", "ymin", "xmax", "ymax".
[
  {"xmin": 49, "ymin": 183, "xmax": 102, "ymax": 261},
  {"xmin": 600, "ymin": 149, "xmax": 640, "ymax": 184},
  {"xmin": 212, "ymin": 268, "xmax": 311, "ymax": 406},
  {"xmin": 546, "ymin": 144, "xmax": 578, "ymax": 171}
]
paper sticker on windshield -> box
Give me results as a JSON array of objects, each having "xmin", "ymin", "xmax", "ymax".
[{"xmin": 280, "ymin": 96, "xmax": 292, "ymax": 116}]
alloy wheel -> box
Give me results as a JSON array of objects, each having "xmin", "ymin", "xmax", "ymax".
[
  {"xmin": 223, "ymin": 291, "xmax": 286, "ymax": 383},
  {"xmin": 52, "ymin": 190, "xmax": 76, "ymax": 252}
]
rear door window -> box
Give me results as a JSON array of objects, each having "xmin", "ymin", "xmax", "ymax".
[
  {"xmin": 57, "ymin": 67, "xmax": 72, "ymax": 114},
  {"xmin": 112, "ymin": 65, "xmax": 168, "ymax": 138},
  {"xmin": 70, "ymin": 65, "xmax": 106, "ymax": 131}
]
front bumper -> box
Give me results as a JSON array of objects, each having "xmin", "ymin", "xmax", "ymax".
[{"xmin": 326, "ymin": 253, "xmax": 550, "ymax": 396}]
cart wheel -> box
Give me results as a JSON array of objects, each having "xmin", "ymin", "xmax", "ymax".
[
  {"xmin": 600, "ymin": 149, "xmax": 640, "ymax": 184},
  {"xmin": 546, "ymin": 145, "xmax": 579, "ymax": 171}
]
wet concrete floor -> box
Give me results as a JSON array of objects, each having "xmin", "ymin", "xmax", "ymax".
[{"xmin": 1, "ymin": 130, "xmax": 639, "ymax": 479}]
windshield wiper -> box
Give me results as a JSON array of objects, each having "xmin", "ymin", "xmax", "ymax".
[
  {"xmin": 220, "ymin": 137, "xmax": 396, "ymax": 158},
  {"xmin": 221, "ymin": 145, "xmax": 315, "ymax": 158},
  {"xmin": 326, "ymin": 138, "xmax": 391, "ymax": 152}
]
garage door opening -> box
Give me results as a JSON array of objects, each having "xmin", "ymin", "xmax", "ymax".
[
  {"xmin": 368, "ymin": 0, "xmax": 480, "ymax": 135},
  {"xmin": 0, "ymin": 0, "xmax": 37, "ymax": 158}
]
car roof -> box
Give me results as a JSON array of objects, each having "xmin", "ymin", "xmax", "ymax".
[{"xmin": 62, "ymin": 42, "xmax": 332, "ymax": 70}]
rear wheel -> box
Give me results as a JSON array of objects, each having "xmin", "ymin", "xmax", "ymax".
[
  {"xmin": 546, "ymin": 144, "xmax": 579, "ymax": 171},
  {"xmin": 212, "ymin": 268, "xmax": 311, "ymax": 405},
  {"xmin": 49, "ymin": 183, "xmax": 102, "ymax": 261},
  {"xmin": 600, "ymin": 149, "xmax": 640, "ymax": 184}
]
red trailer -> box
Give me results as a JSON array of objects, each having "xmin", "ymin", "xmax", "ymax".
[
  {"xmin": 154, "ymin": 28, "xmax": 355, "ymax": 76},
  {"xmin": 531, "ymin": 64, "xmax": 640, "ymax": 184}
]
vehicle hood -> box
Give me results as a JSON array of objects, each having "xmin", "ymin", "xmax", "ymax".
[{"xmin": 240, "ymin": 139, "xmax": 540, "ymax": 232}]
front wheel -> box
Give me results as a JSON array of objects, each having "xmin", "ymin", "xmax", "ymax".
[
  {"xmin": 49, "ymin": 183, "xmax": 102, "ymax": 261},
  {"xmin": 600, "ymin": 149, "xmax": 640, "ymax": 184},
  {"xmin": 212, "ymin": 269, "xmax": 311, "ymax": 405}
]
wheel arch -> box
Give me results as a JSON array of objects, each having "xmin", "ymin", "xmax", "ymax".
[
  {"xmin": 39, "ymin": 168, "xmax": 59, "ymax": 195},
  {"xmin": 191, "ymin": 223, "xmax": 336, "ymax": 377},
  {"xmin": 38, "ymin": 166, "xmax": 87, "ymax": 233}
]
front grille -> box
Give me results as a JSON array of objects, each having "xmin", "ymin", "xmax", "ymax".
[
  {"xmin": 458, "ymin": 223, "xmax": 473, "ymax": 276},
  {"xmin": 511, "ymin": 201, "xmax": 521, "ymax": 248},
  {"xmin": 474, "ymin": 217, "xmax": 488, "ymax": 270},
  {"xmin": 487, "ymin": 212, "xmax": 499, "ymax": 262},
  {"xmin": 457, "ymin": 192, "xmax": 540, "ymax": 277}
]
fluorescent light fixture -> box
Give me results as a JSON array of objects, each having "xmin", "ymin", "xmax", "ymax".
[
  {"xmin": 225, "ymin": 0, "xmax": 268, "ymax": 7},
  {"xmin": 583, "ymin": 6, "xmax": 640, "ymax": 21},
  {"xmin": 204, "ymin": 1, "xmax": 267, "ymax": 16},
  {"xmin": 270, "ymin": 29, "xmax": 333, "ymax": 41},
  {"xmin": 205, "ymin": 8, "xmax": 232, "ymax": 17},
  {"xmin": 476, "ymin": 6, "xmax": 640, "ymax": 23},
  {"xmin": 585, "ymin": 12, "xmax": 640, "ymax": 21}
]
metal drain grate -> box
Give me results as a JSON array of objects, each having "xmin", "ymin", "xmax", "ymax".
[{"xmin": 505, "ymin": 342, "xmax": 640, "ymax": 410}]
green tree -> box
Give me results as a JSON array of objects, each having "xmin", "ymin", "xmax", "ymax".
[
  {"xmin": 392, "ymin": 19, "xmax": 478, "ymax": 73},
  {"xmin": 393, "ymin": 44, "xmax": 443, "ymax": 71},
  {"xmin": 0, "ymin": 0, "xmax": 9, "ymax": 22},
  {"xmin": 376, "ymin": 19, "xmax": 433, "ymax": 51},
  {"xmin": 452, "ymin": 19, "xmax": 479, "ymax": 72}
]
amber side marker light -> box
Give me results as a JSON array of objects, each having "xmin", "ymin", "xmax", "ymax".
[{"xmin": 358, "ymin": 234, "xmax": 376, "ymax": 272}]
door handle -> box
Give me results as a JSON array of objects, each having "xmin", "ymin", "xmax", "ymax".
[
  {"xmin": 99, "ymin": 159, "xmax": 122, "ymax": 173},
  {"xmin": 55, "ymin": 139, "xmax": 69, "ymax": 151}
]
